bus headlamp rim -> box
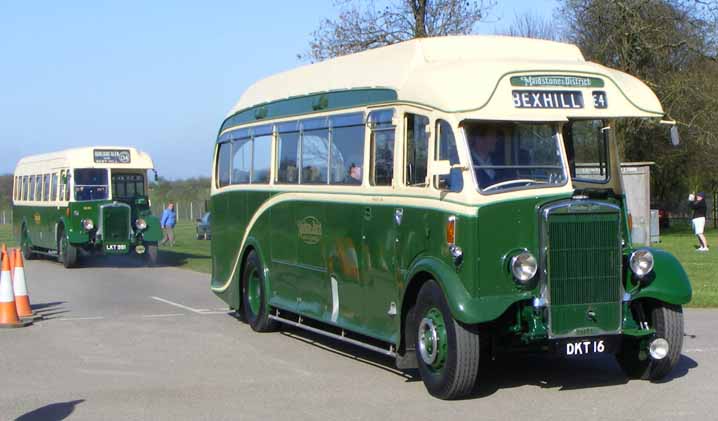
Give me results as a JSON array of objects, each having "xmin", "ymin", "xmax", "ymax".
[
  {"xmin": 629, "ymin": 249, "xmax": 654, "ymax": 278},
  {"xmin": 82, "ymin": 218, "xmax": 94, "ymax": 231},
  {"xmin": 136, "ymin": 218, "xmax": 148, "ymax": 231},
  {"xmin": 510, "ymin": 251, "xmax": 538, "ymax": 285}
]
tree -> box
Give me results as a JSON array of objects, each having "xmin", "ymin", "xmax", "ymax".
[
  {"xmin": 301, "ymin": 0, "xmax": 495, "ymax": 62},
  {"xmin": 558, "ymin": 0, "xmax": 718, "ymax": 208},
  {"xmin": 500, "ymin": 12, "xmax": 563, "ymax": 41}
]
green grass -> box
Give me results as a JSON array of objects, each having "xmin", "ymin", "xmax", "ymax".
[
  {"xmin": 654, "ymin": 226, "xmax": 718, "ymax": 307},
  {"xmin": 1, "ymin": 222, "xmax": 716, "ymax": 307},
  {"xmin": 156, "ymin": 222, "xmax": 211, "ymax": 273},
  {"xmin": 0, "ymin": 224, "xmax": 16, "ymax": 247}
]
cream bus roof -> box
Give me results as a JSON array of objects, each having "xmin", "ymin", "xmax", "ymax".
[
  {"xmin": 228, "ymin": 35, "xmax": 663, "ymax": 120},
  {"xmin": 14, "ymin": 146, "xmax": 154, "ymax": 175}
]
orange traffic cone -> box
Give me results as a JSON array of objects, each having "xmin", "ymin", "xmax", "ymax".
[
  {"xmin": 0, "ymin": 243, "xmax": 6, "ymax": 262},
  {"xmin": 8, "ymin": 248, "xmax": 16, "ymax": 280},
  {"xmin": 13, "ymin": 249, "xmax": 36, "ymax": 320},
  {"xmin": 0, "ymin": 252, "xmax": 30, "ymax": 328}
]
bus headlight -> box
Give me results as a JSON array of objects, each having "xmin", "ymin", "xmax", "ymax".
[
  {"xmin": 629, "ymin": 249, "xmax": 654, "ymax": 277},
  {"xmin": 82, "ymin": 219, "xmax": 94, "ymax": 231},
  {"xmin": 136, "ymin": 218, "xmax": 148, "ymax": 231},
  {"xmin": 511, "ymin": 251, "xmax": 538, "ymax": 286}
]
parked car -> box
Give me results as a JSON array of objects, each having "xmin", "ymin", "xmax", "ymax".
[{"xmin": 196, "ymin": 212, "xmax": 211, "ymax": 240}]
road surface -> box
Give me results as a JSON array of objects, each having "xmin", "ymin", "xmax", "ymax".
[{"xmin": 0, "ymin": 257, "xmax": 715, "ymax": 420}]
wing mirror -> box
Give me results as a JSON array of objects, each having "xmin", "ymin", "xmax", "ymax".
[{"xmin": 660, "ymin": 119, "xmax": 680, "ymax": 146}]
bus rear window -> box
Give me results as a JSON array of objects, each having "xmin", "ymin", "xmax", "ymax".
[{"xmin": 74, "ymin": 168, "xmax": 109, "ymax": 201}]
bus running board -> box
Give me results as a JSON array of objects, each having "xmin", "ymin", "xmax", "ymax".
[{"xmin": 268, "ymin": 312, "xmax": 397, "ymax": 358}]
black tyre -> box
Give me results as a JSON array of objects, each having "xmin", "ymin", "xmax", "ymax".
[
  {"xmin": 57, "ymin": 228, "xmax": 78, "ymax": 268},
  {"xmin": 241, "ymin": 250, "xmax": 277, "ymax": 332},
  {"xmin": 617, "ymin": 302, "xmax": 684, "ymax": 381},
  {"xmin": 21, "ymin": 225, "xmax": 36, "ymax": 260},
  {"xmin": 146, "ymin": 244, "xmax": 159, "ymax": 266},
  {"xmin": 414, "ymin": 280, "xmax": 480, "ymax": 400}
]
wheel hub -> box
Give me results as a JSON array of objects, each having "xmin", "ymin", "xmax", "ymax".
[{"xmin": 417, "ymin": 308, "xmax": 447, "ymax": 370}]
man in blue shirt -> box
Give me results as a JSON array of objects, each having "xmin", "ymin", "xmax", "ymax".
[{"xmin": 160, "ymin": 202, "xmax": 177, "ymax": 247}]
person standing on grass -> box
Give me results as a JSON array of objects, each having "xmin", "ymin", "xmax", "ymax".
[
  {"xmin": 689, "ymin": 192, "xmax": 708, "ymax": 252},
  {"xmin": 160, "ymin": 202, "xmax": 177, "ymax": 247}
]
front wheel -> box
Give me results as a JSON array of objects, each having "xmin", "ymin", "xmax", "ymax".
[
  {"xmin": 616, "ymin": 302, "xmax": 684, "ymax": 381},
  {"xmin": 414, "ymin": 280, "xmax": 480, "ymax": 400},
  {"xmin": 57, "ymin": 229, "xmax": 78, "ymax": 268},
  {"xmin": 241, "ymin": 250, "xmax": 277, "ymax": 332},
  {"xmin": 21, "ymin": 225, "xmax": 36, "ymax": 260}
]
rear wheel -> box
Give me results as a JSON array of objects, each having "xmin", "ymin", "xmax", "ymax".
[
  {"xmin": 414, "ymin": 280, "xmax": 480, "ymax": 400},
  {"xmin": 21, "ymin": 225, "xmax": 36, "ymax": 260},
  {"xmin": 241, "ymin": 250, "xmax": 277, "ymax": 332},
  {"xmin": 617, "ymin": 302, "xmax": 684, "ymax": 380},
  {"xmin": 57, "ymin": 228, "xmax": 78, "ymax": 268}
]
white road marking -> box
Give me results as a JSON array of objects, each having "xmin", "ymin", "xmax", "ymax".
[
  {"xmin": 141, "ymin": 313, "xmax": 185, "ymax": 318},
  {"xmin": 56, "ymin": 316, "xmax": 105, "ymax": 321},
  {"xmin": 684, "ymin": 348, "xmax": 718, "ymax": 354},
  {"xmin": 150, "ymin": 296, "xmax": 209, "ymax": 314}
]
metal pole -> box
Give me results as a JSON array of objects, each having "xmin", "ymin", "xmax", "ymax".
[{"xmin": 190, "ymin": 202, "xmax": 193, "ymax": 221}]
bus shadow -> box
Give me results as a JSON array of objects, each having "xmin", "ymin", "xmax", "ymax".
[
  {"xmin": 272, "ymin": 324, "xmax": 420, "ymax": 382},
  {"xmin": 259, "ymin": 316, "xmax": 699, "ymax": 398},
  {"xmin": 470, "ymin": 352, "xmax": 698, "ymax": 399},
  {"xmin": 75, "ymin": 251, "xmax": 208, "ymax": 269}
]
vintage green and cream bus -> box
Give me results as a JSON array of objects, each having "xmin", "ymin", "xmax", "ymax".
[
  {"xmin": 210, "ymin": 36, "xmax": 692, "ymax": 399},
  {"xmin": 13, "ymin": 147, "xmax": 162, "ymax": 267}
]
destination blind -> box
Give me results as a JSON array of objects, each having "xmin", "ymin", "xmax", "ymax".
[{"xmin": 512, "ymin": 90, "xmax": 584, "ymax": 109}]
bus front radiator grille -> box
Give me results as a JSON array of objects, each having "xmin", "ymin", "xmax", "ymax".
[
  {"xmin": 102, "ymin": 205, "xmax": 131, "ymax": 242},
  {"xmin": 546, "ymin": 211, "xmax": 622, "ymax": 337}
]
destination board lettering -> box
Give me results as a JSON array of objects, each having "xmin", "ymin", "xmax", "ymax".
[
  {"xmin": 512, "ymin": 90, "xmax": 584, "ymax": 109},
  {"xmin": 510, "ymin": 75, "xmax": 604, "ymax": 88},
  {"xmin": 94, "ymin": 149, "xmax": 131, "ymax": 164}
]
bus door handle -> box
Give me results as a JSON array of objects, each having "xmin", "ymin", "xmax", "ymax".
[
  {"xmin": 394, "ymin": 208, "xmax": 403, "ymax": 225},
  {"xmin": 364, "ymin": 207, "xmax": 372, "ymax": 221}
]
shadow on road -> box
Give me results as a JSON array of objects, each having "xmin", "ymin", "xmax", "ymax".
[
  {"xmin": 69, "ymin": 250, "xmax": 208, "ymax": 269},
  {"xmin": 30, "ymin": 301, "xmax": 68, "ymax": 321},
  {"xmin": 15, "ymin": 399, "xmax": 84, "ymax": 421},
  {"xmin": 243, "ymin": 311, "xmax": 700, "ymax": 399}
]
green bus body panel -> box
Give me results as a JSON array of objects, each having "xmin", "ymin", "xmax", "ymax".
[
  {"xmin": 220, "ymin": 88, "xmax": 398, "ymax": 134},
  {"xmin": 210, "ymin": 188, "xmax": 692, "ymax": 346},
  {"xmin": 142, "ymin": 215, "xmax": 163, "ymax": 242},
  {"xmin": 632, "ymin": 248, "xmax": 692, "ymax": 305},
  {"xmin": 13, "ymin": 199, "xmax": 162, "ymax": 254},
  {"xmin": 404, "ymin": 255, "xmax": 534, "ymax": 325}
]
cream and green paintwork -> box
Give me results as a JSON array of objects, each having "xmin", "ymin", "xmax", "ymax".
[
  {"xmin": 12, "ymin": 147, "xmax": 162, "ymax": 258},
  {"xmin": 211, "ymin": 36, "xmax": 691, "ymax": 352}
]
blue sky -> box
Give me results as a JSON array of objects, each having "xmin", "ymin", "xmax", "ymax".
[{"xmin": 0, "ymin": 0, "xmax": 557, "ymax": 179}]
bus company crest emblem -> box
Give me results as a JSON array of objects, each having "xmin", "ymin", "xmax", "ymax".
[
  {"xmin": 297, "ymin": 216, "xmax": 322, "ymax": 245},
  {"xmin": 33, "ymin": 213, "xmax": 41, "ymax": 225}
]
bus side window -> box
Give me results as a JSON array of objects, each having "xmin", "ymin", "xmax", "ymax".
[
  {"xmin": 231, "ymin": 137, "xmax": 251, "ymax": 184},
  {"xmin": 251, "ymin": 125, "xmax": 273, "ymax": 184},
  {"xmin": 28, "ymin": 175, "xmax": 35, "ymax": 201},
  {"xmin": 43, "ymin": 174, "xmax": 50, "ymax": 202},
  {"xmin": 59, "ymin": 170, "xmax": 66, "ymax": 201},
  {"xmin": 216, "ymin": 142, "xmax": 231, "ymax": 188},
  {"xmin": 51, "ymin": 173, "xmax": 58, "ymax": 201},
  {"xmin": 65, "ymin": 171, "xmax": 72, "ymax": 201},
  {"xmin": 435, "ymin": 120, "xmax": 463, "ymax": 192},
  {"xmin": 277, "ymin": 121, "xmax": 300, "ymax": 184},
  {"xmin": 35, "ymin": 175, "xmax": 42, "ymax": 202},
  {"xmin": 369, "ymin": 109, "xmax": 395, "ymax": 186},
  {"xmin": 405, "ymin": 113, "xmax": 429, "ymax": 187},
  {"xmin": 22, "ymin": 176, "xmax": 28, "ymax": 201},
  {"xmin": 300, "ymin": 117, "xmax": 329, "ymax": 184}
]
